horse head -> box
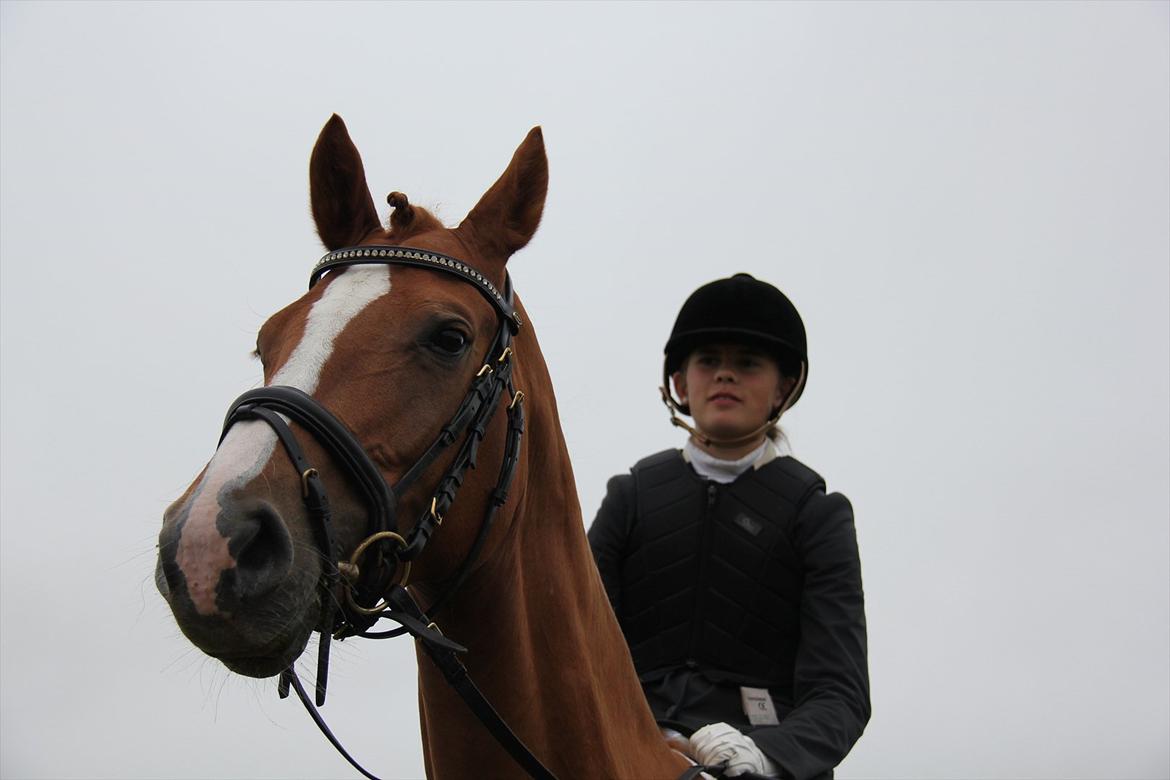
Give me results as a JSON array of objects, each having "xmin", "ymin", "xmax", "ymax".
[{"xmin": 156, "ymin": 114, "xmax": 547, "ymax": 678}]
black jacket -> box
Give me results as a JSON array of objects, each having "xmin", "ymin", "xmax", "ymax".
[{"xmin": 588, "ymin": 449, "xmax": 869, "ymax": 780}]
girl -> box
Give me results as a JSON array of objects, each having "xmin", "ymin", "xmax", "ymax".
[{"xmin": 588, "ymin": 273, "xmax": 869, "ymax": 780}]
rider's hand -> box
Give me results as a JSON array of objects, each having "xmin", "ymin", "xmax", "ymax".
[{"xmin": 689, "ymin": 722, "xmax": 780, "ymax": 777}]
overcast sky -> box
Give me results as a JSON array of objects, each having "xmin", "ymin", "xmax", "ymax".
[{"xmin": 1, "ymin": 2, "xmax": 1167, "ymax": 779}]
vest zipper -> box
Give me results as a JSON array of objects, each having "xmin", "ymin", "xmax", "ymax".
[{"xmin": 688, "ymin": 482, "xmax": 719, "ymax": 662}]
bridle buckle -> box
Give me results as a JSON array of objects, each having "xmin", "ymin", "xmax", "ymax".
[{"xmin": 300, "ymin": 468, "xmax": 319, "ymax": 498}]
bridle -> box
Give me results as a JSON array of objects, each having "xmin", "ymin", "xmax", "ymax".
[{"xmin": 219, "ymin": 245, "xmax": 551, "ymax": 779}]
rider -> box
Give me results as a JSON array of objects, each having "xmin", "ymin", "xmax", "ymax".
[{"xmin": 588, "ymin": 274, "xmax": 870, "ymax": 779}]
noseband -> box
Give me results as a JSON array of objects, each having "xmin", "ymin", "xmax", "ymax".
[{"xmin": 219, "ymin": 246, "xmax": 550, "ymax": 779}]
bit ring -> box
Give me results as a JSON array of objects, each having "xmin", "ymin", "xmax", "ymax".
[{"xmin": 343, "ymin": 531, "xmax": 411, "ymax": 615}]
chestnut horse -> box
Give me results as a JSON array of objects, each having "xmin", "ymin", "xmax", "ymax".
[{"xmin": 156, "ymin": 115, "xmax": 692, "ymax": 779}]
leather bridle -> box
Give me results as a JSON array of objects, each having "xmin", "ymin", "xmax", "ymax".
[{"xmin": 219, "ymin": 245, "xmax": 552, "ymax": 779}]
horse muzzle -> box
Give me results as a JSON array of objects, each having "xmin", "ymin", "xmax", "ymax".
[{"xmin": 157, "ymin": 491, "xmax": 320, "ymax": 674}]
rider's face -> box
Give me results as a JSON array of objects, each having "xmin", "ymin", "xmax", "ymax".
[{"xmin": 672, "ymin": 343, "xmax": 788, "ymax": 447}]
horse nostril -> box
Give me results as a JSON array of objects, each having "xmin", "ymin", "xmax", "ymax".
[{"xmin": 224, "ymin": 502, "xmax": 293, "ymax": 603}]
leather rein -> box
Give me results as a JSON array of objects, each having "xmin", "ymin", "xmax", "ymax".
[{"xmin": 219, "ymin": 245, "xmax": 554, "ymax": 780}]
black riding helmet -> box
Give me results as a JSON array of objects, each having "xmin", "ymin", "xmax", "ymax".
[{"xmin": 663, "ymin": 273, "xmax": 808, "ymax": 415}]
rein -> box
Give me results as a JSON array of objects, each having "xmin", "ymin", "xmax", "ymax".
[{"xmin": 219, "ymin": 245, "xmax": 553, "ymax": 780}]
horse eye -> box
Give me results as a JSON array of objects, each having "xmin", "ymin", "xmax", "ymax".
[{"xmin": 430, "ymin": 328, "xmax": 469, "ymax": 355}]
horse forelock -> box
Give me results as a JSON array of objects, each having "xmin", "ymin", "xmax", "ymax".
[{"xmin": 385, "ymin": 203, "xmax": 446, "ymax": 242}]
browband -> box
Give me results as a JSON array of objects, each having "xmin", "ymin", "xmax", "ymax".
[{"xmin": 311, "ymin": 245, "xmax": 522, "ymax": 331}]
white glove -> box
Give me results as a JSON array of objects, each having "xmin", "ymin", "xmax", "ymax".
[{"xmin": 690, "ymin": 722, "xmax": 780, "ymax": 777}]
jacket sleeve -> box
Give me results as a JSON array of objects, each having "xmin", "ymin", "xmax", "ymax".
[
  {"xmin": 748, "ymin": 490, "xmax": 870, "ymax": 780},
  {"xmin": 586, "ymin": 473, "xmax": 637, "ymax": 617}
]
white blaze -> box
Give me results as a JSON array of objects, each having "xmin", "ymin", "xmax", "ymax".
[
  {"xmin": 176, "ymin": 266, "xmax": 391, "ymax": 614},
  {"xmin": 270, "ymin": 266, "xmax": 392, "ymax": 392}
]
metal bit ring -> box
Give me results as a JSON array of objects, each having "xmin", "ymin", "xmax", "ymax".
[{"xmin": 343, "ymin": 531, "xmax": 411, "ymax": 615}]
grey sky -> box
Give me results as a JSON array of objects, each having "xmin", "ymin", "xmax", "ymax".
[{"xmin": 1, "ymin": 2, "xmax": 1167, "ymax": 778}]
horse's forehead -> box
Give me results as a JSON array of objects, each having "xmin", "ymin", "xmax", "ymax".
[
  {"xmin": 181, "ymin": 258, "xmax": 489, "ymax": 575},
  {"xmin": 180, "ymin": 265, "xmax": 393, "ymax": 565},
  {"xmin": 221, "ymin": 257, "xmax": 490, "ymax": 489},
  {"xmin": 272, "ymin": 265, "xmax": 392, "ymax": 392}
]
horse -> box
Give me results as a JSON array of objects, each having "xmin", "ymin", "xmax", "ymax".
[{"xmin": 155, "ymin": 115, "xmax": 695, "ymax": 779}]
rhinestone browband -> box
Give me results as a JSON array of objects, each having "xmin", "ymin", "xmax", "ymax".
[{"xmin": 309, "ymin": 245, "xmax": 521, "ymax": 329}]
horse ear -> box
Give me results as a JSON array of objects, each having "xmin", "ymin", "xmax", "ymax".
[
  {"xmin": 458, "ymin": 127, "xmax": 548, "ymax": 262},
  {"xmin": 309, "ymin": 114, "xmax": 381, "ymax": 250}
]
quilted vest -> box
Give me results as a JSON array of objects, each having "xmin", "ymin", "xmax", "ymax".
[{"xmin": 617, "ymin": 449, "xmax": 825, "ymax": 689}]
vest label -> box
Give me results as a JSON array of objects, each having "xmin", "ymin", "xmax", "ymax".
[
  {"xmin": 733, "ymin": 512, "xmax": 763, "ymax": 536},
  {"xmin": 740, "ymin": 686, "xmax": 781, "ymax": 726}
]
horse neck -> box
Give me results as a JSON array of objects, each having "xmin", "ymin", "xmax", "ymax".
[{"xmin": 414, "ymin": 341, "xmax": 686, "ymax": 779}]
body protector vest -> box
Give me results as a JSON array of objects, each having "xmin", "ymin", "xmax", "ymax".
[{"xmin": 617, "ymin": 449, "xmax": 825, "ymax": 692}]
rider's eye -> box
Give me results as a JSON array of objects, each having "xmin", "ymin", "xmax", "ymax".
[{"xmin": 430, "ymin": 328, "xmax": 469, "ymax": 356}]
